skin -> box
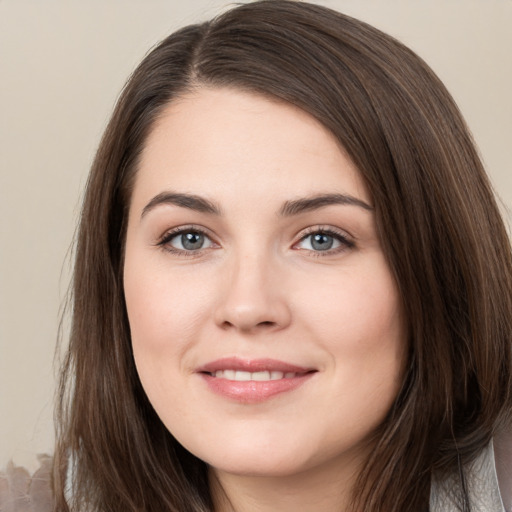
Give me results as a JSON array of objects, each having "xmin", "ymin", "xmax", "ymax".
[{"xmin": 123, "ymin": 87, "xmax": 406, "ymax": 512}]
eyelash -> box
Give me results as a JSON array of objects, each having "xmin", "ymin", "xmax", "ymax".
[
  {"xmin": 156, "ymin": 225, "xmax": 216, "ymax": 258},
  {"xmin": 294, "ymin": 226, "xmax": 355, "ymax": 257},
  {"xmin": 156, "ymin": 225, "xmax": 355, "ymax": 257}
]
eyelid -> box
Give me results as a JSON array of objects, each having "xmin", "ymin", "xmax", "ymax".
[
  {"xmin": 292, "ymin": 225, "xmax": 355, "ymax": 255},
  {"xmin": 155, "ymin": 224, "xmax": 355, "ymax": 258},
  {"xmin": 156, "ymin": 224, "xmax": 219, "ymax": 256}
]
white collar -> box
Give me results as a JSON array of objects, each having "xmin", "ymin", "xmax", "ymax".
[{"xmin": 430, "ymin": 440, "xmax": 506, "ymax": 512}]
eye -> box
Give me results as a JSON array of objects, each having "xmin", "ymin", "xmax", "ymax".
[
  {"xmin": 158, "ymin": 227, "xmax": 215, "ymax": 254},
  {"xmin": 294, "ymin": 228, "xmax": 354, "ymax": 254}
]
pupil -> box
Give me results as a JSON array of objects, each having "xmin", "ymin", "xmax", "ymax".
[
  {"xmin": 182, "ymin": 232, "xmax": 204, "ymax": 250},
  {"xmin": 311, "ymin": 233, "xmax": 333, "ymax": 251}
]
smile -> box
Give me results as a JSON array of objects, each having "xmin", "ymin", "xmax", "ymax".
[
  {"xmin": 209, "ymin": 370, "xmax": 299, "ymax": 381},
  {"xmin": 197, "ymin": 358, "xmax": 317, "ymax": 403}
]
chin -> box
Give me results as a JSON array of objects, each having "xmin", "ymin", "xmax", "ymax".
[
  {"xmin": 208, "ymin": 454, "xmax": 312, "ymax": 478},
  {"xmin": 182, "ymin": 434, "xmax": 312, "ymax": 477}
]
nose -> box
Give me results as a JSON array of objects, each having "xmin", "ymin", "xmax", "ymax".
[{"xmin": 214, "ymin": 252, "xmax": 292, "ymax": 334}]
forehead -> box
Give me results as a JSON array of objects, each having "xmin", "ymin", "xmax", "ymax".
[{"xmin": 132, "ymin": 87, "xmax": 369, "ymax": 210}]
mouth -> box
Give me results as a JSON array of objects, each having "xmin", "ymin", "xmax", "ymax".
[
  {"xmin": 207, "ymin": 369, "xmax": 302, "ymax": 381},
  {"xmin": 196, "ymin": 357, "xmax": 317, "ymax": 403}
]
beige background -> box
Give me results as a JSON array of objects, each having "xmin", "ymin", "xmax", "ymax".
[{"xmin": 1, "ymin": 0, "xmax": 511, "ymax": 471}]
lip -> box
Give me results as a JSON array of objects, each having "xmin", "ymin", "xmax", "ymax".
[
  {"xmin": 197, "ymin": 357, "xmax": 314, "ymax": 374},
  {"xmin": 196, "ymin": 357, "xmax": 317, "ymax": 403}
]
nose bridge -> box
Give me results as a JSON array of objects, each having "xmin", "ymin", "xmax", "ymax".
[{"xmin": 214, "ymin": 244, "xmax": 290, "ymax": 332}]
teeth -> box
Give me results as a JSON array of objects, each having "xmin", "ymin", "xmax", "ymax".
[
  {"xmin": 212, "ymin": 370, "xmax": 296, "ymax": 381},
  {"xmin": 252, "ymin": 371, "xmax": 270, "ymax": 381}
]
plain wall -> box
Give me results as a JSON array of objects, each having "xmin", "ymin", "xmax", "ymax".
[{"xmin": 1, "ymin": 0, "xmax": 511, "ymax": 471}]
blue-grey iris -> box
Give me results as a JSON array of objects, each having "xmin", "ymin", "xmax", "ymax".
[
  {"xmin": 182, "ymin": 232, "xmax": 204, "ymax": 250},
  {"xmin": 311, "ymin": 233, "xmax": 334, "ymax": 251}
]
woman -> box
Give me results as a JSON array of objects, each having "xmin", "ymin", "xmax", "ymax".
[{"xmin": 51, "ymin": 1, "xmax": 512, "ymax": 511}]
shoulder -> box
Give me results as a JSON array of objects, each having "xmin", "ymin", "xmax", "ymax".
[
  {"xmin": 431, "ymin": 442, "xmax": 502, "ymax": 511},
  {"xmin": 431, "ymin": 432, "xmax": 512, "ymax": 512},
  {"xmin": 430, "ymin": 429, "xmax": 512, "ymax": 512},
  {"xmin": 495, "ymin": 428, "xmax": 512, "ymax": 512},
  {"xmin": 0, "ymin": 454, "xmax": 54, "ymax": 512}
]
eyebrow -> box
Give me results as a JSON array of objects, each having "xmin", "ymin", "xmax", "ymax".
[
  {"xmin": 141, "ymin": 192, "xmax": 221, "ymax": 218},
  {"xmin": 279, "ymin": 193, "xmax": 373, "ymax": 216},
  {"xmin": 140, "ymin": 191, "xmax": 372, "ymax": 219}
]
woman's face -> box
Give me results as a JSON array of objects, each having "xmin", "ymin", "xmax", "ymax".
[{"xmin": 124, "ymin": 87, "xmax": 405, "ymax": 479}]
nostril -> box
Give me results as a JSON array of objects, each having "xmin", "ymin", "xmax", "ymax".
[{"xmin": 219, "ymin": 319, "xmax": 276, "ymax": 332}]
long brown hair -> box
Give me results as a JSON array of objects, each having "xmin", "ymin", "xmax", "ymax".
[{"xmin": 54, "ymin": 1, "xmax": 512, "ymax": 510}]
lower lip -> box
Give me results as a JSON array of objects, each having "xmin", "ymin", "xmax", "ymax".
[{"xmin": 200, "ymin": 373, "xmax": 314, "ymax": 403}]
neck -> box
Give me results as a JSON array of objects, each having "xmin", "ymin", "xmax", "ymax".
[{"xmin": 209, "ymin": 455, "xmax": 363, "ymax": 512}]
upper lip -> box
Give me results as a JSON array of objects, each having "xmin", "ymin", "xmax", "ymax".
[{"xmin": 197, "ymin": 357, "xmax": 315, "ymax": 374}]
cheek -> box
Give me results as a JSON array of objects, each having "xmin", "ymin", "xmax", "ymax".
[
  {"xmin": 123, "ymin": 258, "xmax": 209, "ymax": 423},
  {"xmin": 301, "ymin": 260, "xmax": 405, "ymax": 407},
  {"xmin": 300, "ymin": 260, "xmax": 403, "ymax": 352},
  {"xmin": 124, "ymin": 253, "xmax": 195, "ymax": 393},
  {"xmin": 124, "ymin": 256, "xmax": 209, "ymax": 351}
]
